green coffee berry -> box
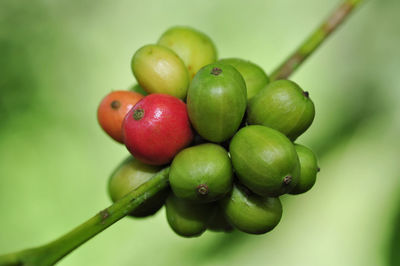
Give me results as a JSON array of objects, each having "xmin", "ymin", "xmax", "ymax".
[
  {"xmin": 169, "ymin": 143, "xmax": 233, "ymax": 203},
  {"xmin": 158, "ymin": 26, "xmax": 217, "ymax": 79},
  {"xmin": 220, "ymin": 184, "xmax": 282, "ymax": 234},
  {"xmin": 187, "ymin": 63, "xmax": 247, "ymax": 142},
  {"xmin": 219, "ymin": 58, "xmax": 269, "ymax": 101},
  {"xmin": 229, "ymin": 125, "xmax": 300, "ymax": 197},
  {"xmin": 165, "ymin": 193, "xmax": 212, "ymax": 237},
  {"xmin": 108, "ymin": 156, "xmax": 168, "ymax": 217},
  {"xmin": 247, "ymin": 79, "xmax": 315, "ymax": 141},
  {"xmin": 131, "ymin": 44, "xmax": 189, "ymax": 99},
  {"xmin": 290, "ymin": 144, "xmax": 319, "ymax": 194}
]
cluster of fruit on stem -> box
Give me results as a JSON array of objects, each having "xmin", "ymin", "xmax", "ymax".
[
  {"xmin": 0, "ymin": 2, "xmax": 365, "ymax": 264},
  {"xmin": 98, "ymin": 26, "xmax": 319, "ymax": 237}
]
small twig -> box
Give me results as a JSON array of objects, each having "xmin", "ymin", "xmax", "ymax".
[{"xmin": 270, "ymin": 0, "xmax": 365, "ymax": 81}]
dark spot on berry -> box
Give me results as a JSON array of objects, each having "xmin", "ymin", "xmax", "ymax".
[
  {"xmin": 110, "ymin": 100, "xmax": 121, "ymax": 110},
  {"xmin": 303, "ymin": 91, "xmax": 309, "ymax": 98},
  {"xmin": 197, "ymin": 184, "xmax": 209, "ymax": 196},
  {"xmin": 211, "ymin": 67, "xmax": 222, "ymax": 76},
  {"xmin": 283, "ymin": 176, "xmax": 292, "ymax": 185},
  {"xmin": 133, "ymin": 109, "xmax": 145, "ymax": 120}
]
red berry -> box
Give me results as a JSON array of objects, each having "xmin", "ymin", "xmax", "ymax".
[
  {"xmin": 123, "ymin": 94, "xmax": 193, "ymax": 165},
  {"xmin": 97, "ymin": 91, "xmax": 144, "ymax": 143}
]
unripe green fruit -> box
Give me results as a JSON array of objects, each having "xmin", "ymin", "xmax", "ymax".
[
  {"xmin": 130, "ymin": 84, "xmax": 148, "ymax": 96},
  {"xmin": 169, "ymin": 143, "xmax": 233, "ymax": 203},
  {"xmin": 158, "ymin": 26, "xmax": 217, "ymax": 79},
  {"xmin": 290, "ymin": 144, "xmax": 319, "ymax": 194},
  {"xmin": 208, "ymin": 206, "xmax": 234, "ymax": 232},
  {"xmin": 230, "ymin": 125, "xmax": 300, "ymax": 197},
  {"xmin": 165, "ymin": 193, "xmax": 212, "ymax": 237},
  {"xmin": 218, "ymin": 58, "xmax": 269, "ymax": 101},
  {"xmin": 108, "ymin": 156, "xmax": 168, "ymax": 217},
  {"xmin": 131, "ymin": 44, "xmax": 189, "ymax": 99},
  {"xmin": 247, "ymin": 80, "xmax": 315, "ymax": 141},
  {"xmin": 220, "ymin": 184, "xmax": 282, "ymax": 234},
  {"xmin": 187, "ymin": 63, "xmax": 247, "ymax": 142}
]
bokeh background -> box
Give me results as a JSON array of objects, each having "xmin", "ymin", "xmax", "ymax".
[{"xmin": 1, "ymin": 0, "xmax": 399, "ymax": 265}]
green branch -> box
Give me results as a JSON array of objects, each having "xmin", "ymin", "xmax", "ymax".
[
  {"xmin": 0, "ymin": 168, "xmax": 170, "ymax": 266},
  {"xmin": 270, "ymin": 0, "xmax": 365, "ymax": 81},
  {"xmin": 0, "ymin": 0, "xmax": 366, "ymax": 265}
]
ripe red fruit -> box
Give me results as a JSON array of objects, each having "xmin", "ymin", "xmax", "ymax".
[
  {"xmin": 97, "ymin": 90, "xmax": 144, "ymax": 143},
  {"xmin": 123, "ymin": 94, "xmax": 193, "ymax": 165}
]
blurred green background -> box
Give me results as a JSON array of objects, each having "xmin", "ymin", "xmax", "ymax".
[{"xmin": 0, "ymin": 0, "xmax": 399, "ymax": 265}]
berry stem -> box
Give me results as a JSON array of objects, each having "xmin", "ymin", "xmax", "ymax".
[
  {"xmin": 0, "ymin": 168, "xmax": 170, "ymax": 266},
  {"xmin": 270, "ymin": 0, "xmax": 365, "ymax": 81}
]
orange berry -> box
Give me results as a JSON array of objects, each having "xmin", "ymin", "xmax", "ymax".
[{"xmin": 97, "ymin": 91, "xmax": 144, "ymax": 143}]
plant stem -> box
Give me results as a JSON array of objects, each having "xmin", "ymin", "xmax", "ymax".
[
  {"xmin": 0, "ymin": 168, "xmax": 170, "ymax": 266},
  {"xmin": 0, "ymin": 0, "xmax": 367, "ymax": 265},
  {"xmin": 270, "ymin": 0, "xmax": 365, "ymax": 81}
]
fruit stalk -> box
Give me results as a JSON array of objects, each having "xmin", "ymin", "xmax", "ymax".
[
  {"xmin": 270, "ymin": 0, "xmax": 365, "ymax": 81},
  {"xmin": 0, "ymin": 168, "xmax": 170, "ymax": 266}
]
